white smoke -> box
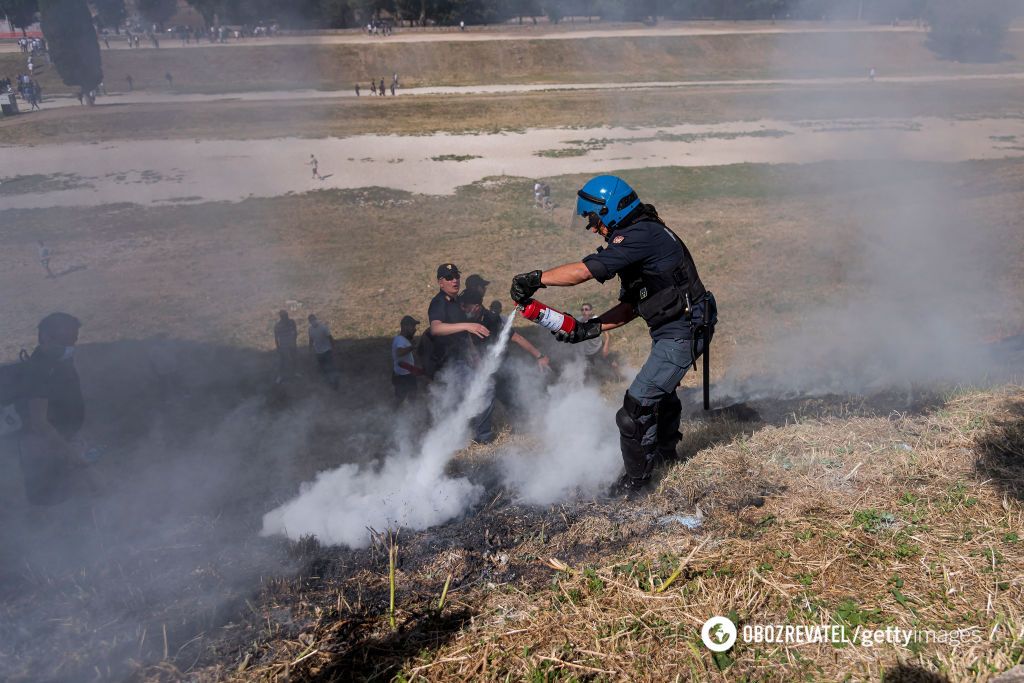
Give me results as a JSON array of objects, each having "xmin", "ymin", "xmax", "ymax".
[
  {"xmin": 499, "ymin": 358, "xmax": 622, "ymax": 504},
  {"xmin": 261, "ymin": 315, "xmax": 515, "ymax": 548}
]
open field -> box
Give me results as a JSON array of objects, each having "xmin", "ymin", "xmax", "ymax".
[
  {"xmin": 4, "ymin": 28, "xmax": 1024, "ymax": 96},
  {"xmin": 6, "ymin": 78, "xmax": 1024, "ymax": 147},
  {"xmin": 2, "ymin": 23, "xmax": 1024, "ymax": 683}
]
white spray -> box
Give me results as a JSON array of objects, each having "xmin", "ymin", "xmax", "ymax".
[
  {"xmin": 261, "ymin": 314, "xmax": 515, "ymax": 548},
  {"xmin": 499, "ymin": 357, "xmax": 623, "ymax": 505}
]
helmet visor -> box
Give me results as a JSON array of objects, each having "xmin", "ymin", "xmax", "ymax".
[{"xmin": 569, "ymin": 209, "xmax": 601, "ymax": 233}]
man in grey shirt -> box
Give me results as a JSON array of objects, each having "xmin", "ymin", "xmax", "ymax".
[{"xmin": 307, "ymin": 314, "xmax": 338, "ymax": 390}]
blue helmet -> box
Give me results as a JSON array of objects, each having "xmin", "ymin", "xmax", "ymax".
[{"xmin": 575, "ymin": 175, "xmax": 641, "ymax": 231}]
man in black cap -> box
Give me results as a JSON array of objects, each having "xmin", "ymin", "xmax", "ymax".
[
  {"xmin": 392, "ymin": 314, "xmax": 425, "ymax": 405},
  {"xmin": 427, "ymin": 263, "xmax": 494, "ymax": 442}
]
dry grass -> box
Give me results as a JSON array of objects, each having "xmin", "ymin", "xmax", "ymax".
[{"xmin": 163, "ymin": 387, "xmax": 1024, "ymax": 682}]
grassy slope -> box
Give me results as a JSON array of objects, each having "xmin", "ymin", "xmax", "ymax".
[
  {"xmin": 202, "ymin": 388, "xmax": 1024, "ymax": 682},
  {"xmin": 1, "ymin": 158, "xmax": 1022, "ymax": 681},
  {"xmin": 3, "ymin": 30, "xmax": 1024, "ymax": 96}
]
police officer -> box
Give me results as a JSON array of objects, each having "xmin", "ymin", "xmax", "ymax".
[
  {"xmin": 428, "ymin": 263, "xmax": 495, "ymax": 443},
  {"xmin": 510, "ymin": 175, "xmax": 716, "ymax": 492}
]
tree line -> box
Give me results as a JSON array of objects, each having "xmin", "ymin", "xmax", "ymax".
[{"xmin": 0, "ymin": 0, "xmax": 1016, "ymax": 32}]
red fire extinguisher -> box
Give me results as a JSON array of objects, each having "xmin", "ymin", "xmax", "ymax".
[{"xmin": 519, "ymin": 299, "xmax": 577, "ymax": 334}]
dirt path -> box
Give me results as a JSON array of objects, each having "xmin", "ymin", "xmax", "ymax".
[
  {"xmin": 4, "ymin": 116, "xmax": 1024, "ymax": 209},
  {"xmin": 22, "ymin": 70, "xmax": 1024, "ymax": 111}
]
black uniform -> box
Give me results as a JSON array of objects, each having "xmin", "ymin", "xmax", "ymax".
[
  {"xmin": 427, "ymin": 291, "xmax": 495, "ymax": 443},
  {"xmin": 583, "ymin": 208, "xmax": 715, "ymax": 483},
  {"xmin": 427, "ymin": 291, "xmax": 471, "ymax": 371}
]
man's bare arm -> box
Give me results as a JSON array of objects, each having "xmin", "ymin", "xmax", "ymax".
[
  {"xmin": 510, "ymin": 332, "xmax": 542, "ymax": 359},
  {"xmin": 431, "ymin": 320, "xmax": 490, "ymax": 339},
  {"xmin": 540, "ymin": 262, "xmax": 593, "ymax": 287},
  {"xmin": 596, "ymin": 302, "xmax": 638, "ymax": 332}
]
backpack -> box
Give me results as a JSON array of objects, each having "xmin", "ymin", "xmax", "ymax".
[{"xmin": 0, "ymin": 350, "xmax": 30, "ymax": 436}]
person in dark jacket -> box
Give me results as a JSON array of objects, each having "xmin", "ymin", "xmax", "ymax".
[
  {"xmin": 511, "ymin": 175, "xmax": 716, "ymax": 492},
  {"xmin": 16, "ymin": 312, "xmax": 90, "ymax": 505}
]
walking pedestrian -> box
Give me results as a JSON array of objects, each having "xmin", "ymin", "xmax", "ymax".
[{"xmin": 37, "ymin": 240, "xmax": 54, "ymax": 279}]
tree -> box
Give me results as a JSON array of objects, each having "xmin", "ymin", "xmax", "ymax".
[
  {"xmin": 136, "ymin": 0, "xmax": 177, "ymax": 28},
  {"xmin": 91, "ymin": 0, "xmax": 125, "ymax": 30},
  {"xmin": 925, "ymin": 0, "xmax": 1018, "ymax": 62},
  {"xmin": 1, "ymin": 0, "xmax": 39, "ymax": 36},
  {"xmin": 39, "ymin": 0, "xmax": 102, "ymax": 96}
]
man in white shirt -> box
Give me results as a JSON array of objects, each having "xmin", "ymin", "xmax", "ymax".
[
  {"xmin": 391, "ymin": 315, "xmax": 424, "ymax": 405},
  {"xmin": 307, "ymin": 314, "xmax": 338, "ymax": 390}
]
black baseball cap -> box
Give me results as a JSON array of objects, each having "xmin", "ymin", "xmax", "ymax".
[
  {"xmin": 457, "ymin": 290, "xmax": 483, "ymax": 306},
  {"xmin": 400, "ymin": 315, "xmax": 420, "ymax": 327},
  {"xmin": 466, "ymin": 274, "xmax": 490, "ymax": 290},
  {"xmin": 437, "ymin": 263, "xmax": 461, "ymax": 279}
]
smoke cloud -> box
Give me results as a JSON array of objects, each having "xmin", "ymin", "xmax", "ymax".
[
  {"xmin": 500, "ymin": 358, "xmax": 623, "ymax": 505},
  {"xmin": 262, "ymin": 315, "xmax": 516, "ymax": 548}
]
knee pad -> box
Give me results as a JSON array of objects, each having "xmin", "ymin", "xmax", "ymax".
[{"xmin": 616, "ymin": 391, "xmax": 656, "ymax": 443}]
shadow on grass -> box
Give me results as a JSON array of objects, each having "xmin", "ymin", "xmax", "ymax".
[
  {"xmin": 975, "ymin": 398, "xmax": 1024, "ymax": 502},
  {"xmin": 315, "ymin": 609, "xmax": 474, "ymax": 682},
  {"xmin": 882, "ymin": 663, "xmax": 950, "ymax": 683}
]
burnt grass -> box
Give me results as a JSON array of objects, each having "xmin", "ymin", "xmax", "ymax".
[{"xmin": 93, "ymin": 386, "xmax": 1024, "ymax": 680}]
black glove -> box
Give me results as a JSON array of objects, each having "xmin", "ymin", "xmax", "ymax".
[
  {"xmin": 553, "ymin": 318, "xmax": 602, "ymax": 344},
  {"xmin": 510, "ymin": 270, "xmax": 546, "ymax": 304}
]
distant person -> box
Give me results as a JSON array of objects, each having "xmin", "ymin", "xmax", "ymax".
[
  {"xmin": 393, "ymin": 72, "xmax": 399, "ymax": 87},
  {"xmin": 370, "ymin": 80, "xmax": 377, "ymax": 95},
  {"xmin": 307, "ymin": 314, "xmax": 339, "ymax": 390},
  {"xmin": 390, "ymin": 81, "xmax": 396, "ymax": 96},
  {"xmin": 15, "ymin": 313, "xmax": 92, "ymax": 505},
  {"xmin": 392, "ymin": 315, "xmax": 425, "ymax": 405},
  {"xmin": 273, "ymin": 310, "xmax": 299, "ymax": 382},
  {"xmin": 126, "ymin": 74, "xmax": 133, "ymax": 91},
  {"xmin": 460, "ymin": 20, "xmax": 465, "ymax": 31},
  {"xmin": 379, "ymin": 78, "xmax": 385, "ymax": 96},
  {"xmin": 164, "ymin": 72, "xmax": 173, "ymax": 88},
  {"xmin": 308, "ymin": 154, "xmax": 321, "ymax": 180},
  {"xmin": 103, "ymin": 36, "xmax": 110, "ymax": 49},
  {"xmin": 37, "ymin": 240, "xmax": 54, "ymax": 278},
  {"xmin": 869, "ymin": 67, "xmax": 876, "ymax": 82},
  {"xmin": 355, "ymin": 83, "xmax": 360, "ymax": 97}
]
